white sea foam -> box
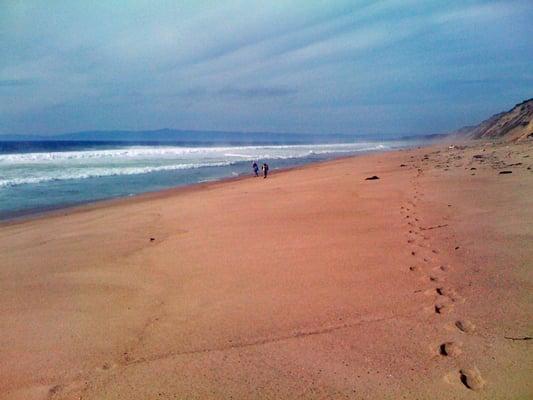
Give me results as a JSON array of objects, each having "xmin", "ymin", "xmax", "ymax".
[
  {"xmin": 0, "ymin": 161, "xmax": 234, "ymax": 188},
  {"xmin": 0, "ymin": 142, "xmax": 393, "ymax": 188},
  {"xmin": 0, "ymin": 143, "xmax": 386, "ymax": 163}
]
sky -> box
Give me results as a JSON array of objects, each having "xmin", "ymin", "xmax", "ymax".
[{"xmin": 1, "ymin": 0, "xmax": 532, "ymax": 137}]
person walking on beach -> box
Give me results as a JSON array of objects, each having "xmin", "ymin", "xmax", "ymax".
[
  {"xmin": 262, "ymin": 163, "xmax": 269, "ymax": 179},
  {"xmin": 252, "ymin": 162, "xmax": 259, "ymax": 177}
]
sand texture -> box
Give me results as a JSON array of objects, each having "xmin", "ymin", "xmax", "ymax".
[{"xmin": 0, "ymin": 141, "xmax": 532, "ymax": 399}]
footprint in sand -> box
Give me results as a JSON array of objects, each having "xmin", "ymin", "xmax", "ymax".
[
  {"xmin": 460, "ymin": 368, "xmax": 485, "ymax": 391},
  {"xmin": 99, "ymin": 361, "xmax": 118, "ymax": 371},
  {"xmin": 455, "ymin": 320, "xmax": 476, "ymax": 334},
  {"xmin": 46, "ymin": 384, "xmax": 64, "ymax": 397},
  {"xmin": 423, "ymin": 285, "xmax": 452, "ymax": 301},
  {"xmin": 447, "ymin": 289, "xmax": 464, "ymax": 303},
  {"xmin": 439, "ymin": 342, "xmax": 462, "ymax": 357},
  {"xmin": 434, "ymin": 285, "xmax": 464, "ymax": 303},
  {"xmin": 434, "ymin": 302, "xmax": 453, "ymax": 314}
]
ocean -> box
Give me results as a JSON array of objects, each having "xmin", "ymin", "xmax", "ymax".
[{"xmin": 0, "ymin": 139, "xmax": 413, "ymax": 219}]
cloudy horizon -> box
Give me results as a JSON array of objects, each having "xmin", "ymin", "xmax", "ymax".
[{"xmin": 1, "ymin": 0, "xmax": 532, "ymax": 137}]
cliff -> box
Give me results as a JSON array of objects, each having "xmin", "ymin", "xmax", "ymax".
[{"xmin": 453, "ymin": 98, "xmax": 532, "ymax": 141}]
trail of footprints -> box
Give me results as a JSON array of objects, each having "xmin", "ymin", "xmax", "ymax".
[{"xmin": 400, "ymin": 155, "xmax": 485, "ymax": 392}]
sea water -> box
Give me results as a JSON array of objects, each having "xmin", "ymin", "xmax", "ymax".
[{"xmin": 0, "ymin": 139, "xmax": 411, "ymax": 219}]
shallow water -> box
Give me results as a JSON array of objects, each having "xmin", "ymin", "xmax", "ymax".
[{"xmin": 0, "ymin": 140, "xmax": 411, "ymax": 219}]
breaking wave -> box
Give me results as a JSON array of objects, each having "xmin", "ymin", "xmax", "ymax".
[
  {"xmin": 0, "ymin": 161, "xmax": 235, "ymax": 188},
  {"xmin": 0, "ymin": 142, "xmax": 392, "ymax": 188}
]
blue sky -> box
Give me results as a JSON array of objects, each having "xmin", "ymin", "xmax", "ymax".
[{"xmin": 1, "ymin": 0, "xmax": 532, "ymax": 136}]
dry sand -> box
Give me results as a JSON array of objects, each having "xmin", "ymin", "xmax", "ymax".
[{"xmin": 0, "ymin": 141, "xmax": 532, "ymax": 399}]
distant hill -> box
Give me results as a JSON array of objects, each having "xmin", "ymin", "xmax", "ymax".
[{"xmin": 451, "ymin": 98, "xmax": 533, "ymax": 141}]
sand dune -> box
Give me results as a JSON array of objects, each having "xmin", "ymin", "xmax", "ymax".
[{"xmin": 452, "ymin": 98, "xmax": 533, "ymax": 142}]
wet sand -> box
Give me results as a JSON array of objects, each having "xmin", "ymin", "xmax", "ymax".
[{"xmin": 0, "ymin": 141, "xmax": 532, "ymax": 399}]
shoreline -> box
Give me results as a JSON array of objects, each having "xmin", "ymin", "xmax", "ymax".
[
  {"xmin": 0, "ymin": 140, "xmax": 413, "ymax": 224},
  {"xmin": 1, "ymin": 140, "xmax": 531, "ymax": 399},
  {"xmin": 0, "ymin": 148, "xmax": 401, "ymax": 226}
]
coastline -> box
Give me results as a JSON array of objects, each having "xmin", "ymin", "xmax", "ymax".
[
  {"xmin": 0, "ymin": 147, "xmax": 399, "ymax": 225},
  {"xmin": 1, "ymin": 140, "xmax": 531, "ymax": 399},
  {"xmin": 0, "ymin": 141, "xmax": 410, "ymax": 223}
]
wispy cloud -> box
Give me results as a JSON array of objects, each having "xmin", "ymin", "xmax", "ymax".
[
  {"xmin": 434, "ymin": 2, "xmax": 519, "ymax": 24},
  {"xmin": 218, "ymin": 86, "xmax": 297, "ymax": 99},
  {"xmin": 1, "ymin": 0, "xmax": 532, "ymax": 135}
]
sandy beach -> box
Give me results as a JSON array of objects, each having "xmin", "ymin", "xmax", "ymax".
[{"xmin": 1, "ymin": 141, "xmax": 532, "ymax": 399}]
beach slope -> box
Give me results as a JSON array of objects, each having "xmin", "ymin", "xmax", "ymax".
[{"xmin": 0, "ymin": 142, "xmax": 532, "ymax": 399}]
